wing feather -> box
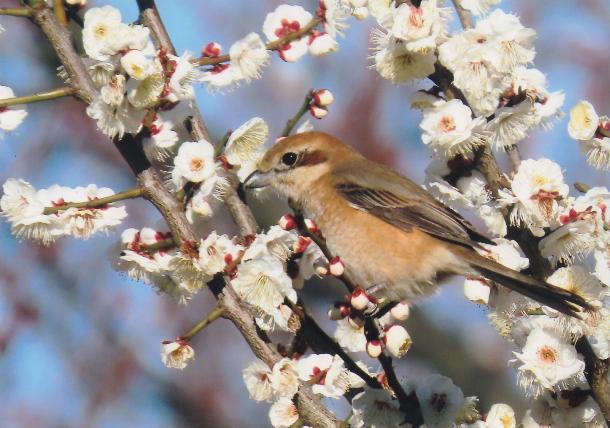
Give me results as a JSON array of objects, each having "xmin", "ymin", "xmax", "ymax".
[{"xmin": 332, "ymin": 159, "xmax": 493, "ymax": 248}]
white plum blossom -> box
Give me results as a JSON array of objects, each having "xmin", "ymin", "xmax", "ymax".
[
  {"xmin": 224, "ymin": 117, "xmax": 269, "ymax": 166},
  {"xmin": 197, "ymin": 232, "xmax": 243, "ymax": 276},
  {"xmin": 464, "ymin": 278, "xmax": 491, "ymax": 305},
  {"xmin": 573, "ymin": 110, "xmax": 610, "ymax": 170},
  {"xmin": 391, "ymin": 0, "xmax": 448, "ymax": 53},
  {"xmin": 165, "ymin": 52, "xmax": 198, "ymax": 101},
  {"xmin": 371, "ymin": 29, "xmax": 437, "ymax": 84},
  {"xmin": 262, "ymin": 5, "xmax": 313, "ymax": 63},
  {"xmin": 1, "ymin": 179, "xmax": 60, "ymax": 245},
  {"xmin": 502, "ymin": 158, "xmax": 569, "ymax": 236},
  {"xmin": 120, "ymin": 49, "xmax": 157, "ymax": 80},
  {"xmin": 86, "ymin": 96, "xmax": 145, "ymax": 139},
  {"xmin": 416, "ymin": 374, "xmax": 465, "ymax": 428},
  {"xmin": 198, "ymin": 64, "xmax": 244, "ymax": 92},
  {"xmin": 351, "ymin": 388, "xmax": 404, "ymax": 428},
  {"xmin": 333, "ymin": 317, "xmax": 367, "ymax": 352},
  {"xmin": 160, "ymin": 339, "xmax": 195, "ymax": 369},
  {"xmin": 231, "ymin": 256, "xmax": 296, "ymax": 315},
  {"xmin": 486, "ymin": 101, "xmax": 538, "ymax": 149},
  {"xmin": 297, "ymin": 354, "xmax": 351, "ymax": 398},
  {"xmin": 540, "ymin": 186, "xmax": 610, "ymax": 264},
  {"xmin": 420, "ymin": 99, "xmax": 488, "ymax": 156},
  {"xmin": 112, "ymin": 227, "xmax": 181, "ymax": 298},
  {"xmin": 0, "ymin": 86, "xmax": 27, "ymax": 135},
  {"xmin": 568, "ymin": 101, "xmax": 599, "ymax": 141},
  {"xmin": 142, "ymin": 114, "xmax": 179, "ymax": 160},
  {"xmin": 486, "ymin": 403, "xmax": 516, "ymax": 428},
  {"xmin": 243, "ymin": 360, "xmax": 275, "ymax": 402},
  {"xmin": 172, "ymin": 140, "xmax": 217, "ymax": 189},
  {"xmin": 243, "ymin": 225, "xmax": 296, "ymax": 262},
  {"xmin": 269, "ymin": 397, "xmax": 299, "ymax": 428},
  {"xmin": 478, "ymin": 9, "xmax": 536, "ymax": 72},
  {"xmin": 439, "ymin": 10, "xmax": 535, "ymax": 116},
  {"xmin": 229, "ymin": 33, "xmax": 269, "ymax": 83},
  {"xmin": 82, "ymin": 6, "xmax": 124, "ymax": 61},
  {"xmin": 477, "ymin": 238, "xmax": 530, "ymax": 272},
  {"xmin": 512, "ymin": 327, "xmax": 585, "ymax": 395},
  {"xmin": 477, "ymin": 203, "xmax": 508, "ymax": 237},
  {"xmin": 270, "ymin": 358, "xmax": 300, "ymax": 398},
  {"xmin": 57, "ymin": 184, "xmax": 127, "ymax": 239},
  {"xmin": 320, "ymin": 0, "xmax": 350, "ymax": 39},
  {"xmin": 1, "ymin": 179, "xmax": 127, "ymax": 244},
  {"xmin": 308, "ymin": 32, "xmax": 339, "ymax": 56}
]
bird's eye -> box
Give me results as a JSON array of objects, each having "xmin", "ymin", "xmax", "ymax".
[{"xmin": 281, "ymin": 152, "xmax": 298, "ymax": 167}]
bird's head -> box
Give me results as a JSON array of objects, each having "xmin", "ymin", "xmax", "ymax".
[{"xmin": 244, "ymin": 131, "xmax": 359, "ymax": 199}]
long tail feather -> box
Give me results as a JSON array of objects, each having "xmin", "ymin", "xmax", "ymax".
[{"xmin": 454, "ymin": 248, "xmax": 593, "ymax": 318}]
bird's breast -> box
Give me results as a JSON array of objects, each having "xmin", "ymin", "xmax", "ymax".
[{"xmin": 302, "ymin": 191, "xmax": 467, "ymax": 301}]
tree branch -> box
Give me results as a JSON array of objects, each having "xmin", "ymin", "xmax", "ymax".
[
  {"xmin": 43, "ymin": 187, "xmax": 143, "ymax": 215},
  {"xmin": 191, "ymin": 17, "xmax": 323, "ymax": 67},
  {"xmin": 0, "ymin": 86, "xmax": 75, "ymax": 108}
]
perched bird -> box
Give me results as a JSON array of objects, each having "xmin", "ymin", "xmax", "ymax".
[{"xmin": 244, "ymin": 131, "xmax": 591, "ymax": 316}]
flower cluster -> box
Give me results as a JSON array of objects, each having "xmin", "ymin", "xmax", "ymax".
[
  {"xmin": 1, "ymin": 178, "xmax": 127, "ymax": 245},
  {"xmin": 243, "ymin": 353, "xmax": 365, "ymax": 427}
]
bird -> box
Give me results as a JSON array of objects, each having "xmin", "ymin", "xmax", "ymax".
[{"xmin": 244, "ymin": 131, "xmax": 592, "ymax": 317}]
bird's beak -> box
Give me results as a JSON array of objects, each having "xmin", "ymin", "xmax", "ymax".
[{"xmin": 244, "ymin": 170, "xmax": 274, "ymax": 189}]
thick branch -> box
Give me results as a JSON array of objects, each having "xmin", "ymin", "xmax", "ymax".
[
  {"xmin": 135, "ymin": 2, "xmax": 336, "ymax": 426},
  {"xmin": 30, "ymin": 6, "xmax": 97, "ymax": 103}
]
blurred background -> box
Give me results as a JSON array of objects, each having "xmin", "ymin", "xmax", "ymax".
[{"xmin": 1, "ymin": 0, "xmax": 609, "ymax": 426}]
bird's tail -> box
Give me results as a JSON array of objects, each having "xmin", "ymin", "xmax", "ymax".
[{"xmin": 453, "ymin": 247, "xmax": 594, "ymax": 318}]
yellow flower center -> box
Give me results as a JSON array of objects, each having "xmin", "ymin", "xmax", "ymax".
[
  {"xmin": 190, "ymin": 158, "xmax": 204, "ymax": 171},
  {"xmin": 440, "ymin": 116, "xmax": 456, "ymax": 132},
  {"xmin": 537, "ymin": 345, "xmax": 558, "ymax": 363},
  {"xmin": 94, "ymin": 24, "xmax": 107, "ymax": 38}
]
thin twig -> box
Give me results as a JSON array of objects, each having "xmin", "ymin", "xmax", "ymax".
[
  {"xmin": 192, "ymin": 17, "xmax": 323, "ymax": 67},
  {"xmin": 43, "ymin": 187, "xmax": 143, "ymax": 215},
  {"xmin": 182, "ymin": 306, "xmax": 225, "ymax": 340},
  {"xmin": 281, "ymin": 91, "xmax": 314, "ymax": 137},
  {"xmin": 52, "ymin": 0, "xmax": 67, "ymax": 27},
  {"xmin": 0, "ymin": 86, "xmax": 75, "ymax": 108},
  {"xmin": 0, "ymin": 8, "xmax": 31, "ymax": 17}
]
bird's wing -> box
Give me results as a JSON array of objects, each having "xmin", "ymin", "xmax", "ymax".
[{"xmin": 332, "ymin": 158, "xmax": 493, "ymax": 248}]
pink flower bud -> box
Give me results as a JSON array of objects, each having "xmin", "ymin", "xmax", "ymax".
[
  {"xmin": 309, "ymin": 105, "xmax": 328, "ymax": 119},
  {"xmin": 313, "ymin": 89, "xmax": 334, "ymax": 107},
  {"xmin": 293, "ymin": 236, "xmax": 312, "ymax": 254},
  {"xmin": 202, "ymin": 42, "xmax": 222, "ymax": 58},
  {"xmin": 304, "ymin": 218, "xmax": 318, "ymax": 233},
  {"xmin": 390, "ymin": 301, "xmax": 410, "ymax": 321},
  {"xmin": 366, "ymin": 340, "xmax": 383, "ymax": 358},
  {"xmin": 350, "ymin": 288, "xmax": 370, "ymax": 310},
  {"xmin": 329, "ymin": 257, "xmax": 345, "ymax": 277},
  {"xmin": 279, "ymin": 213, "xmax": 296, "ymax": 230},
  {"xmin": 383, "ymin": 325, "xmax": 412, "ymax": 358}
]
